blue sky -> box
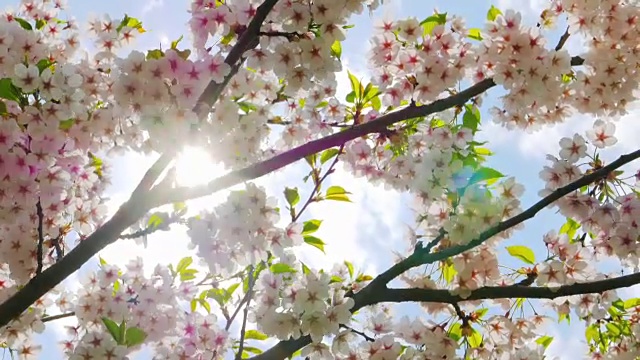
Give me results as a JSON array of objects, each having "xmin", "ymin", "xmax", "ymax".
[{"xmin": 16, "ymin": 0, "xmax": 640, "ymax": 358}]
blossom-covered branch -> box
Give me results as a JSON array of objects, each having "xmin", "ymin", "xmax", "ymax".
[
  {"xmin": 250, "ymin": 147, "xmax": 640, "ymax": 360},
  {"xmin": 0, "ymin": 0, "xmax": 280, "ymax": 329}
]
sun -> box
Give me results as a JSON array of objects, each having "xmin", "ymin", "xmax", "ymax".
[{"xmin": 174, "ymin": 146, "xmax": 226, "ymax": 187}]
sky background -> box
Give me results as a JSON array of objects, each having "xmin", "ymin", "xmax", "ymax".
[{"xmin": 11, "ymin": 0, "xmax": 640, "ymax": 358}]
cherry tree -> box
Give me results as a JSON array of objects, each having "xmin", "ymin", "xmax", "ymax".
[{"xmin": 0, "ymin": 0, "xmax": 639, "ymax": 358}]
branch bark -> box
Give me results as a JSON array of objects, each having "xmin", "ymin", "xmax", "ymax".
[{"xmin": 364, "ymin": 271, "xmax": 640, "ymax": 305}]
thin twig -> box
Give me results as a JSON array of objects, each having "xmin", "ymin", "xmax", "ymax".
[
  {"xmin": 554, "ymin": 26, "xmax": 571, "ymax": 51},
  {"xmin": 235, "ymin": 268, "xmax": 255, "ymax": 360},
  {"xmin": 339, "ymin": 324, "xmax": 374, "ymax": 342},
  {"xmin": 41, "ymin": 311, "xmax": 75, "ymax": 323},
  {"xmin": 225, "ymin": 273, "xmax": 256, "ymax": 331},
  {"xmin": 35, "ymin": 201, "xmax": 44, "ymax": 274},
  {"xmin": 292, "ymin": 143, "xmax": 346, "ymax": 222},
  {"xmin": 450, "ymin": 302, "xmax": 465, "ymax": 319}
]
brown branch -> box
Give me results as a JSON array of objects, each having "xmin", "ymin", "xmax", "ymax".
[
  {"xmin": 555, "ymin": 26, "xmax": 571, "ymax": 51},
  {"xmin": 362, "ymin": 272, "xmax": 640, "ymax": 305},
  {"xmin": 339, "ymin": 324, "xmax": 374, "ymax": 342},
  {"xmin": 0, "ymin": 0, "xmax": 281, "ymax": 329},
  {"xmin": 35, "ymin": 200, "xmax": 44, "ymax": 274},
  {"xmin": 41, "ymin": 311, "xmax": 75, "ymax": 323},
  {"xmin": 235, "ymin": 268, "xmax": 255, "ymax": 360},
  {"xmin": 153, "ymin": 57, "xmax": 585, "ymax": 209}
]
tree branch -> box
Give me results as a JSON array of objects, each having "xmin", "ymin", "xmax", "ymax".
[
  {"xmin": 35, "ymin": 200, "xmax": 44, "ymax": 274},
  {"xmin": 363, "ymin": 272, "xmax": 640, "ymax": 305},
  {"xmin": 41, "ymin": 311, "xmax": 75, "ymax": 323},
  {"xmin": 153, "ymin": 56, "xmax": 585, "ymax": 208},
  {"xmin": 236, "ymin": 268, "xmax": 255, "ymax": 360}
]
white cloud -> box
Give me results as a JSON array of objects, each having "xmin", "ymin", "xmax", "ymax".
[{"xmin": 142, "ymin": 0, "xmax": 164, "ymax": 15}]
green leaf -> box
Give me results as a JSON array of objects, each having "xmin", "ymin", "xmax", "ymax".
[
  {"xmin": 244, "ymin": 330, "xmax": 268, "ymax": 341},
  {"xmin": 180, "ymin": 268, "xmax": 198, "ymax": 281},
  {"xmin": 14, "ymin": 17, "xmax": 33, "ymax": 31},
  {"xmin": 475, "ymin": 308, "xmax": 489, "ymax": 319},
  {"xmin": 102, "ymin": 318, "xmax": 122, "ymax": 344},
  {"xmin": 147, "ymin": 212, "xmax": 166, "ymax": 229},
  {"xmin": 118, "ymin": 320, "xmax": 127, "ymax": 345},
  {"xmin": 462, "ymin": 104, "xmax": 481, "ymax": 133},
  {"xmin": 347, "ymin": 71, "xmax": 362, "ymax": 100},
  {"xmin": 506, "ymin": 245, "xmax": 536, "ymax": 265},
  {"xmin": 345, "ymin": 91, "xmax": 356, "ymax": 104},
  {"xmin": 467, "ymin": 328, "xmax": 482, "ymax": 348},
  {"xmin": 0, "ymin": 100, "xmax": 6, "ymax": 115},
  {"xmin": 0, "ymin": 78, "xmax": 21, "ymax": 102},
  {"xmin": 146, "ymin": 49, "xmax": 164, "ymax": 60},
  {"xmin": 467, "ymin": 28, "xmax": 483, "ymax": 40},
  {"xmin": 303, "ymin": 235, "xmax": 325, "ymax": 253},
  {"xmin": 99, "ymin": 257, "xmax": 108, "ymax": 266},
  {"xmin": 330, "ymin": 40, "xmax": 342, "ymax": 59},
  {"xmin": 270, "ymin": 263, "xmax": 296, "ymax": 274},
  {"xmin": 35, "ymin": 19, "xmax": 47, "ymax": 30},
  {"xmin": 448, "ymin": 322, "xmax": 462, "ymax": 341},
  {"xmin": 420, "ymin": 12, "xmax": 447, "ymax": 36},
  {"xmin": 487, "ymin": 5, "xmax": 503, "ymax": 21},
  {"xmin": 302, "ymin": 220, "xmax": 322, "ymax": 235},
  {"xmin": 344, "ymin": 261, "xmax": 354, "ymax": 278},
  {"xmin": 320, "ymin": 148, "xmax": 340, "ymax": 164},
  {"xmin": 284, "ymin": 187, "xmax": 300, "ymax": 207},
  {"xmin": 325, "ymin": 186, "xmax": 352, "ymax": 202},
  {"xmin": 171, "ymin": 35, "xmax": 184, "ymax": 49},
  {"xmin": 559, "ymin": 218, "xmax": 580, "ymax": 240},
  {"xmin": 301, "ymin": 262, "xmax": 311, "ymax": 275},
  {"xmin": 59, "ymin": 119, "xmax": 75, "ymax": 130},
  {"xmin": 468, "ymin": 167, "xmax": 504, "ymax": 186},
  {"xmin": 221, "ymin": 31, "xmax": 235, "ymax": 45},
  {"xmin": 624, "ymin": 298, "xmax": 640, "ymax": 309},
  {"xmin": 356, "ymin": 274, "xmax": 373, "ymax": 282},
  {"xmin": 117, "ymin": 14, "xmax": 145, "ymax": 33},
  {"xmin": 330, "ymin": 275, "xmax": 343, "ymax": 283},
  {"xmin": 536, "ymin": 335, "xmax": 554, "ymax": 349},
  {"xmin": 36, "ymin": 59, "xmax": 55, "ymax": 74},
  {"xmin": 370, "ymin": 96, "xmax": 381, "ymax": 111},
  {"xmin": 125, "ymin": 327, "xmax": 147, "ymax": 347},
  {"xmin": 176, "ymin": 256, "xmax": 193, "ymax": 273},
  {"xmin": 441, "ymin": 261, "xmax": 457, "ymax": 283},
  {"xmin": 176, "ymin": 49, "xmax": 191, "ymax": 60},
  {"xmin": 243, "ymin": 346, "xmax": 263, "ymax": 354}
]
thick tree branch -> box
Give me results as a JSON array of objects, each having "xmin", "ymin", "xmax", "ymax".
[
  {"xmin": 0, "ymin": 0, "xmax": 280, "ymax": 329},
  {"xmin": 35, "ymin": 200, "xmax": 44, "ymax": 274},
  {"xmin": 153, "ymin": 56, "xmax": 585, "ymax": 208},
  {"xmin": 361, "ymin": 272, "xmax": 640, "ymax": 305}
]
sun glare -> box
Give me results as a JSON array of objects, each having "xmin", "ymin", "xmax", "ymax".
[{"xmin": 175, "ymin": 146, "xmax": 225, "ymax": 187}]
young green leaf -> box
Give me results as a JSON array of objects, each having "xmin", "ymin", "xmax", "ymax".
[
  {"xmin": 270, "ymin": 263, "xmax": 296, "ymax": 274},
  {"xmin": 487, "ymin": 5, "xmax": 503, "ymax": 21},
  {"xmin": 102, "ymin": 317, "xmax": 122, "ymax": 344},
  {"xmin": 320, "ymin": 148, "xmax": 340, "ymax": 164},
  {"xmin": 125, "ymin": 327, "xmax": 147, "ymax": 347},
  {"xmin": 467, "ymin": 28, "xmax": 483, "ymax": 40},
  {"xmin": 420, "ymin": 12, "xmax": 447, "ymax": 36},
  {"xmin": 0, "ymin": 78, "xmax": 21, "ymax": 102},
  {"xmin": 244, "ymin": 330, "xmax": 269, "ymax": 340},
  {"xmin": 344, "ymin": 261, "xmax": 354, "ymax": 278},
  {"xmin": 506, "ymin": 245, "xmax": 536, "ymax": 265},
  {"xmin": 176, "ymin": 256, "xmax": 193, "ymax": 273},
  {"xmin": 330, "ymin": 40, "xmax": 342, "ymax": 59},
  {"xmin": 536, "ymin": 335, "xmax": 554, "ymax": 349},
  {"xmin": 302, "ymin": 220, "xmax": 322, "ymax": 235},
  {"xmin": 284, "ymin": 187, "xmax": 300, "ymax": 207},
  {"xmin": 468, "ymin": 167, "xmax": 504, "ymax": 186},
  {"xmin": 325, "ymin": 186, "xmax": 352, "ymax": 202},
  {"xmin": 303, "ymin": 235, "xmax": 325, "ymax": 253}
]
